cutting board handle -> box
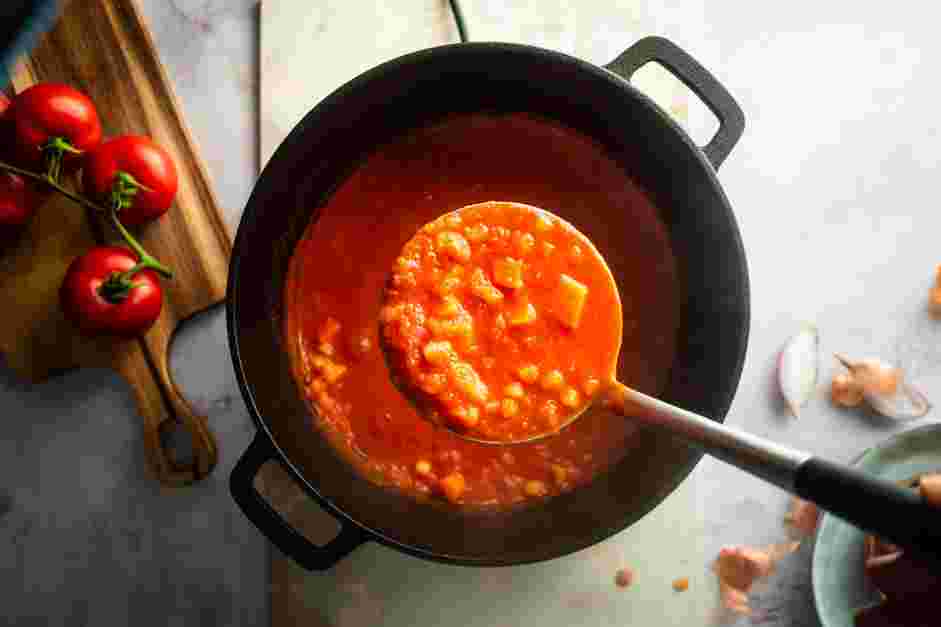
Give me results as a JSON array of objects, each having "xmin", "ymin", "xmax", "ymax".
[{"xmin": 120, "ymin": 348, "xmax": 218, "ymax": 486}]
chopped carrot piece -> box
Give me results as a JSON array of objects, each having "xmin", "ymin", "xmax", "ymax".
[
  {"xmin": 524, "ymin": 480, "xmax": 548, "ymax": 496},
  {"xmin": 439, "ymin": 473, "xmax": 466, "ymax": 502}
]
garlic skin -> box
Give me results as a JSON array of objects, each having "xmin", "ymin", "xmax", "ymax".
[
  {"xmin": 713, "ymin": 541, "xmax": 800, "ymax": 615},
  {"xmin": 834, "ymin": 355, "xmax": 931, "ymax": 420},
  {"xmin": 777, "ymin": 325, "xmax": 819, "ymax": 417}
]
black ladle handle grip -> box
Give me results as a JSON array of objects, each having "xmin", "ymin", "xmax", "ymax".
[
  {"xmin": 604, "ymin": 36, "xmax": 745, "ymax": 169},
  {"xmin": 229, "ymin": 435, "xmax": 367, "ymax": 570},
  {"xmin": 615, "ymin": 385, "xmax": 941, "ymax": 562},
  {"xmin": 794, "ymin": 458, "xmax": 941, "ymax": 561}
]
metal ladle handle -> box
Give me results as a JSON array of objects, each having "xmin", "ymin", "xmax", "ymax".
[{"xmin": 612, "ymin": 382, "xmax": 941, "ymax": 563}]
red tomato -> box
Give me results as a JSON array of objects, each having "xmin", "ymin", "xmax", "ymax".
[
  {"xmin": 0, "ymin": 91, "xmax": 10, "ymax": 140},
  {"xmin": 83, "ymin": 135, "xmax": 178, "ymax": 225},
  {"xmin": 0, "ymin": 92, "xmax": 45, "ymax": 226},
  {"xmin": 0, "ymin": 171, "xmax": 45, "ymax": 226},
  {"xmin": 10, "ymin": 83, "xmax": 102, "ymax": 178},
  {"xmin": 60, "ymin": 246, "xmax": 163, "ymax": 337}
]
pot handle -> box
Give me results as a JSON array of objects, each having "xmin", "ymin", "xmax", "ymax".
[
  {"xmin": 605, "ymin": 36, "xmax": 744, "ymax": 169},
  {"xmin": 230, "ymin": 435, "xmax": 367, "ymax": 570}
]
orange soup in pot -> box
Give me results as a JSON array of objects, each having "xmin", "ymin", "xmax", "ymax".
[{"xmin": 284, "ymin": 112, "xmax": 681, "ymax": 507}]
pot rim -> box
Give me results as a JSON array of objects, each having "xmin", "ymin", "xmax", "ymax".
[{"xmin": 226, "ymin": 40, "xmax": 750, "ymax": 566}]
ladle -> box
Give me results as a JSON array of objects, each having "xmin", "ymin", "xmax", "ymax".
[{"xmin": 381, "ymin": 201, "xmax": 941, "ymax": 563}]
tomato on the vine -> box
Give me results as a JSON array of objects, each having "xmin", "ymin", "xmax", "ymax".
[
  {"xmin": 10, "ymin": 83, "xmax": 102, "ymax": 181},
  {"xmin": 60, "ymin": 246, "xmax": 163, "ymax": 337},
  {"xmin": 83, "ymin": 135, "xmax": 178, "ymax": 225},
  {"xmin": 0, "ymin": 170, "xmax": 45, "ymax": 226},
  {"xmin": 0, "ymin": 92, "xmax": 45, "ymax": 226}
]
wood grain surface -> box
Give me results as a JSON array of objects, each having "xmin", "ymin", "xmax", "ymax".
[{"xmin": 0, "ymin": 0, "xmax": 231, "ymax": 486}]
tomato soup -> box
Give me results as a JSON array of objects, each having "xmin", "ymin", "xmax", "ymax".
[
  {"xmin": 380, "ymin": 201, "xmax": 622, "ymax": 443},
  {"xmin": 284, "ymin": 113, "xmax": 681, "ymax": 507}
]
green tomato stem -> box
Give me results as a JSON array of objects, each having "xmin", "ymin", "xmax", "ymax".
[
  {"xmin": 42, "ymin": 136, "xmax": 81, "ymax": 184},
  {"xmin": 98, "ymin": 272, "xmax": 135, "ymax": 304},
  {"xmin": 110, "ymin": 170, "xmax": 153, "ymax": 211}
]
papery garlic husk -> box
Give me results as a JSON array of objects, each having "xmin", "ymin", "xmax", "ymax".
[{"xmin": 835, "ymin": 355, "xmax": 931, "ymax": 420}]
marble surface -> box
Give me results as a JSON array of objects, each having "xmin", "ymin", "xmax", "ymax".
[{"xmin": 4, "ymin": 0, "xmax": 941, "ymax": 625}]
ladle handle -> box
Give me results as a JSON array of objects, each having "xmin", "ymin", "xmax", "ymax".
[{"xmin": 612, "ymin": 383, "xmax": 941, "ymax": 562}]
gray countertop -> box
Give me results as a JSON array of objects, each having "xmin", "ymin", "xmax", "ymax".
[{"xmin": 6, "ymin": 1, "xmax": 941, "ymax": 625}]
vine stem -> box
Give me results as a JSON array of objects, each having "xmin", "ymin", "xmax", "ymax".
[
  {"xmin": 109, "ymin": 209, "xmax": 173, "ymax": 278},
  {"xmin": 0, "ymin": 159, "xmax": 173, "ymax": 279},
  {"xmin": 0, "ymin": 159, "xmax": 102, "ymax": 213}
]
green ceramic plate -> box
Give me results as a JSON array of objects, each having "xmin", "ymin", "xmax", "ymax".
[{"xmin": 812, "ymin": 424, "xmax": 941, "ymax": 627}]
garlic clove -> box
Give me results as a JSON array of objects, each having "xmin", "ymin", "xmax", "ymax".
[{"xmin": 778, "ymin": 325, "xmax": 819, "ymax": 417}]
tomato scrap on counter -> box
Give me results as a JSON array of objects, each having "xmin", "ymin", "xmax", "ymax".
[
  {"xmin": 380, "ymin": 201, "xmax": 621, "ymax": 442},
  {"xmin": 614, "ymin": 568, "xmax": 635, "ymax": 589},
  {"xmin": 284, "ymin": 112, "xmax": 681, "ymax": 507}
]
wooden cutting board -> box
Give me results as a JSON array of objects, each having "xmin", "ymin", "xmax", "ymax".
[{"xmin": 0, "ymin": 0, "xmax": 230, "ymax": 486}]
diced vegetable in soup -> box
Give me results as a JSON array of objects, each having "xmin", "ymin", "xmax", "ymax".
[
  {"xmin": 283, "ymin": 112, "xmax": 681, "ymax": 507},
  {"xmin": 381, "ymin": 201, "xmax": 622, "ymax": 442}
]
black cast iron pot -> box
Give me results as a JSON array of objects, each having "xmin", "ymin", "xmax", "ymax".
[{"xmin": 227, "ymin": 36, "xmax": 748, "ymax": 569}]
